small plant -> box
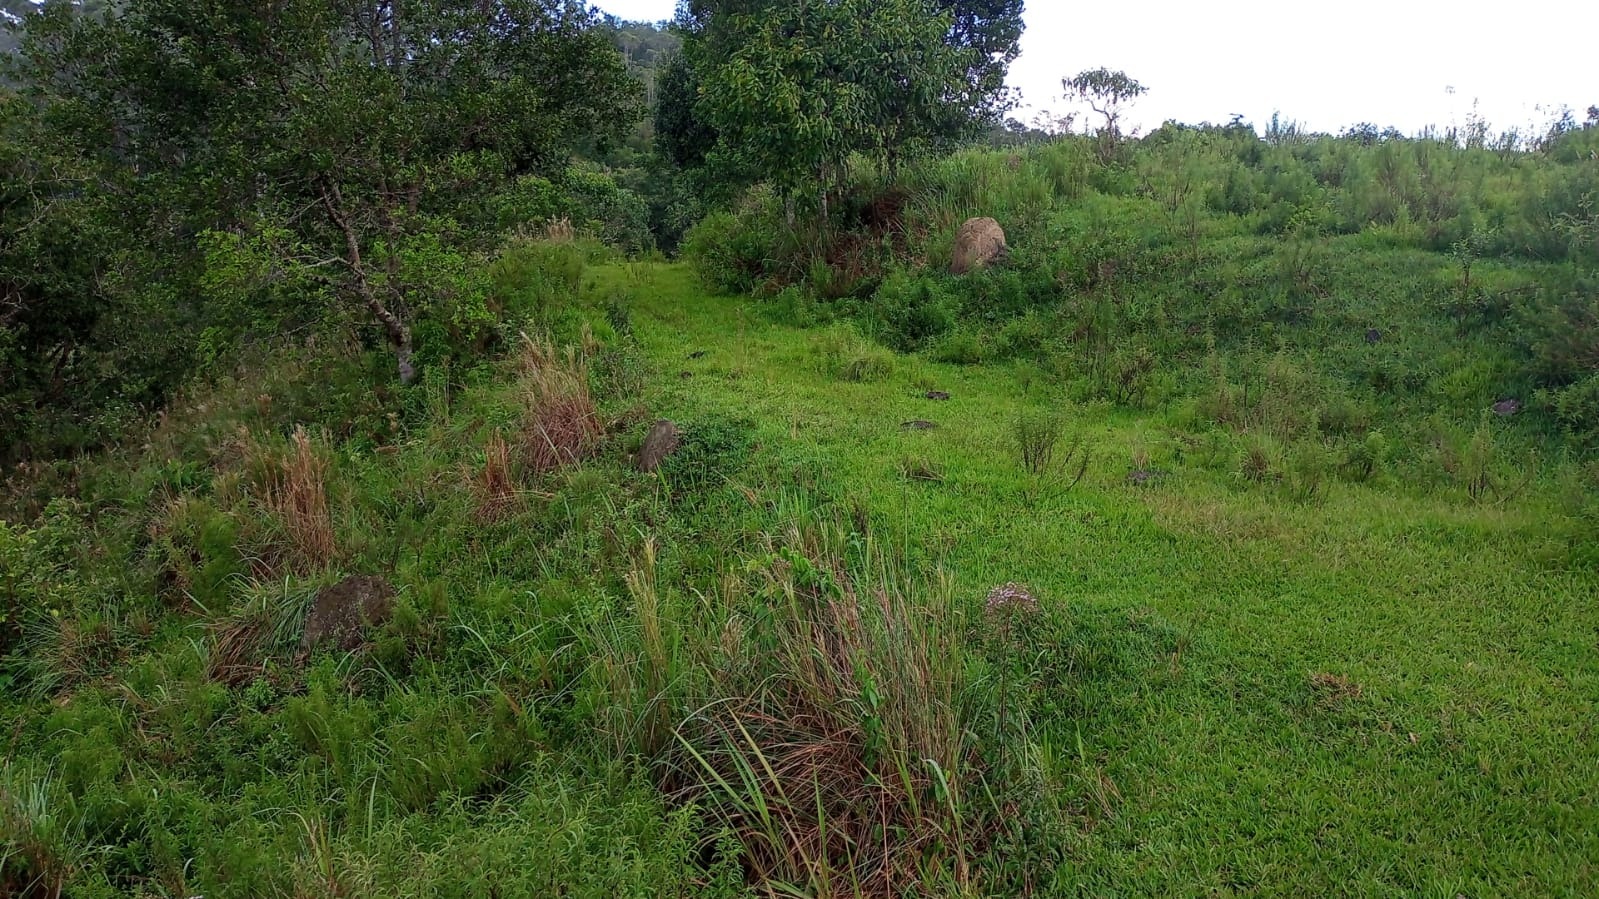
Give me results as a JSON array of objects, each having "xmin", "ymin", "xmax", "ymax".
[
  {"xmin": 811, "ymin": 325, "xmax": 895, "ymax": 383},
  {"xmin": 899, "ymin": 455, "xmax": 945, "ymax": 483},
  {"xmin": 1286, "ymin": 441, "xmax": 1332, "ymax": 504},
  {"xmin": 1239, "ymin": 436, "xmax": 1279, "ymax": 484},
  {"xmin": 1015, "ymin": 410, "xmax": 1091, "ymax": 503}
]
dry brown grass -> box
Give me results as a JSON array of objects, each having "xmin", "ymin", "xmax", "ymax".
[
  {"xmin": 246, "ymin": 426, "xmax": 336, "ymax": 573},
  {"xmin": 474, "ymin": 429, "xmax": 519, "ymax": 523},
  {"xmin": 515, "ymin": 334, "xmax": 602, "ymax": 476},
  {"xmin": 1310, "ymin": 671, "xmax": 1363, "ymax": 708},
  {"xmin": 206, "ymin": 614, "xmax": 269, "ymax": 686}
]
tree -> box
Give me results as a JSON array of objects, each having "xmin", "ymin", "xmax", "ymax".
[
  {"xmin": 941, "ymin": 0, "xmax": 1025, "ymax": 126},
  {"xmin": 1065, "ymin": 67, "xmax": 1146, "ymax": 153},
  {"xmin": 681, "ymin": 0, "xmax": 990, "ymax": 202},
  {"xmin": 14, "ymin": 0, "xmax": 640, "ymax": 386}
]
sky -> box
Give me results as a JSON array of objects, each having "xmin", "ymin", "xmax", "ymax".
[{"xmin": 593, "ymin": 0, "xmax": 1598, "ymax": 137}]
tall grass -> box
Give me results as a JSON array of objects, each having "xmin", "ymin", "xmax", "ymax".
[
  {"xmin": 515, "ymin": 333, "xmax": 602, "ymax": 475},
  {"xmin": 668, "ymin": 524, "xmax": 983, "ymax": 897}
]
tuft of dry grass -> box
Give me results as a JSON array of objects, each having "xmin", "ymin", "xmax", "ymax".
[
  {"xmin": 671, "ymin": 526, "xmax": 981, "ymax": 897},
  {"xmin": 244, "ymin": 426, "xmax": 336, "ymax": 574},
  {"xmin": 515, "ymin": 334, "xmax": 602, "ymax": 476},
  {"xmin": 474, "ymin": 429, "xmax": 519, "ymax": 522},
  {"xmin": 206, "ymin": 614, "xmax": 269, "ymax": 686}
]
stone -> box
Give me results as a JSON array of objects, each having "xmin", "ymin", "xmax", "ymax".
[
  {"xmin": 925, "ymin": 390, "xmax": 952, "ymax": 401},
  {"xmin": 1492, "ymin": 398, "xmax": 1522, "ymax": 417},
  {"xmin": 637, "ymin": 419, "xmax": 681, "ymax": 472},
  {"xmin": 901, "ymin": 420, "xmax": 939, "ymax": 431},
  {"xmin": 302, "ymin": 575, "xmax": 395, "ymax": 652},
  {"xmin": 1365, "ymin": 328, "xmax": 1383, "ymax": 344},
  {"xmin": 950, "ymin": 217, "xmax": 1008, "ymax": 275}
]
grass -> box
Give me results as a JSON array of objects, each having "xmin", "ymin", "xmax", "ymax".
[{"xmin": 0, "ymin": 258, "xmax": 1595, "ymax": 896}]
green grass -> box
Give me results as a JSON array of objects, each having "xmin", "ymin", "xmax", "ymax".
[
  {"xmin": 634, "ymin": 262, "xmax": 1598, "ymax": 895},
  {"xmin": 1, "ymin": 259, "xmax": 1596, "ymax": 896}
]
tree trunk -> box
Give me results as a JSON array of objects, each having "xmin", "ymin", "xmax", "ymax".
[{"xmin": 319, "ymin": 179, "xmax": 417, "ymax": 385}]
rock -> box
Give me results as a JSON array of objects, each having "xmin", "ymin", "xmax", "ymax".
[
  {"xmin": 925, "ymin": 390, "xmax": 952, "ymax": 401},
  {"xmin": 1493, "ymin": 398, "xmax": 1522, "ymax": 417},
  {"xmin": 637, "ymin": 419, "xmax": 681, "ymax": 472},
  {"xmin": 1365, "ymin": 328, "xmax": 1383, "ymax": 344},
  {"xmin": 901, "ymin": 420, "xmax": 939, "ymax": 431},
  {"xmin": 302, "ymin": 575, "xmax": 395, "ymax": 652},
  {"xmin": 950, "ymin": 217, "xmax": 1008, "ymax": 275}
]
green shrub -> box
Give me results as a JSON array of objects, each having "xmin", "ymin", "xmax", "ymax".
[
  {"xmin": 489, "ymin": 240, "xmax": 587, "ymax": 324},
  {"xmin": 867, "ymin": 270, "xmax": 957, "ymax": 351},
  {"xmin": 1549, "ymin": 373, "xmax": 1599, "ymax": 447},
  {"xmin": 658, "ymin": 416, "xmax": 757, "ymax": 493}
]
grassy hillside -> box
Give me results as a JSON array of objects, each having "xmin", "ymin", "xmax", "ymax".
[{"xmin": 2, "ymin": 251, "xmax": 1596, "ymax": 896}]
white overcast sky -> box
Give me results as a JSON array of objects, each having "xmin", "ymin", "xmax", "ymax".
[{"xmin": 594, "ymin": 0, "xmax": 1598, "ymax": 135}]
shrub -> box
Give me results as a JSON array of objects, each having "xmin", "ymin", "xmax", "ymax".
[
  {"xmin": 657, "ymin": 415, "xmax": 756, "ymax": 493},
  {"xmin": 1548, "ymin": 373, "xmax": 1599, "ymax": 447},
  {"xmin": 866, "ymin": 270, "xmax": 957, "ymax": 351},
  {"xmin": 683, "ymin": 210, "xmax": 775, "ymax": 295},
  {"xmin": 489, "ymin": 240, "xmax": 587, "ymax": 324}
]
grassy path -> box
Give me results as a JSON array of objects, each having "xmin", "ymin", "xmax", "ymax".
[{"xmin": 625, "ymin": 263, "xmax": 1598, "ymax": 896}]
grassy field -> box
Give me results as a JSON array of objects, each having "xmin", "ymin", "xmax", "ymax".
[
  {"xmin": 634, "ymin": 263, "xmax": 1598, "ymax": 895},
  {"xmin": 2, "ymin": 257, "xmax": 1596, "ymax": 897}
]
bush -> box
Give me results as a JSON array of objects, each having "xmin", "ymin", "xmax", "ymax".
[
  {"xmin": 489, "ymin": 240, "xmax": 587, "ymax": 324},
  {"xmin": 1549, "ymin": 374, "xmax": 1599, "ymax": 447},
  {"xmin": 658, "ymin": 415, "xmax": 756, "ymax": 493},
  {"xmin": 683, "ymin": 207, "xmax": 777, "ymax": 295},
  {"xmin": 866, "ymin": 270, "xmax": 957, "ymax": 351}
]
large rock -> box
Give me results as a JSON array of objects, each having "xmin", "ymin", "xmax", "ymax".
[
  {"xmin": 950, "ymin": 217, "xmax": 1008, "ymax": 275},
  {"xmin": 636, "ymin": 419, "xmax": 681, "ymax": 473},
  {"xmin": 302, "ymin": 575, "xmax": 395, "ymax": 652}
]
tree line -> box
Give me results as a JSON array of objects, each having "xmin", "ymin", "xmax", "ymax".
[{"xmin": 0, "ymin": 0, "xmax": 1025, "ymax": 459}]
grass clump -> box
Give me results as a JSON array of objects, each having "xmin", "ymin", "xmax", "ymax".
[
  {"xmin": 515, "ymin": 333, "xmax": 603, "ymax": 476},
  {"xmin": 671, "ymin": 527, "xmax": 985, "ymax": 896},
  {"xmin": 812, "ymin": 325, "xmax": 896, "ymax": 383}
]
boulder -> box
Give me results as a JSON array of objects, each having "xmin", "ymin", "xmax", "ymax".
[
  {"xmin": 637, "ymin": 419, "xmax": 681, "ymax": 473},
  {"xmin": 302, "ymin": 575, "xmax": 395, "ymax": 652},
  {"xmin": 950, "ymin": 217, "xmax": 1008, "ymax": 275}
]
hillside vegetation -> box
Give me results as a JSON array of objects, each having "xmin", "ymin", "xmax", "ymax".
[{"xmin": 3, "ymin": 1, "xmax": 1599, "ymax": 896}]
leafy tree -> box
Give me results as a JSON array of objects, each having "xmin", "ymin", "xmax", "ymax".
[
  {"xmin": 654, "ymin": 50, "xmax": 717, "ymax": 171},
  {"xmin": 682, "ymin": 0, "xmax": 980, "ymax": 204},
  {"xmin": 14, "ymin": 0, "xmax": 640, "ymax": 385},
  {"xmin": 941, "ymin": 0, "xmax": 1025, "ymax": 125},
  {"xmin": 1065, "ymin": 67, "xmax": 1147, "ymax": 152}
]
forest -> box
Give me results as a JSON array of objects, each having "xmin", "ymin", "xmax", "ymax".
[{"xmin": 2, "ymin": 1, "xmax": 1597, "ymax": 896}]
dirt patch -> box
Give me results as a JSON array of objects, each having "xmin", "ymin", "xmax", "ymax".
[
  {"xmin": 302, "ymin": 575, "xmax": 395, "ymax": 652},
  {"xmin": 925, "ymin": 390, "xmax": 951, "ymax": 401},
  {"xmin": 901, "ymin": 420, "xmax": 939, "ymax": 431},
  {"xmin": 1309, "ymin": 672, "xmax": 1363, "ymax": 708}
]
